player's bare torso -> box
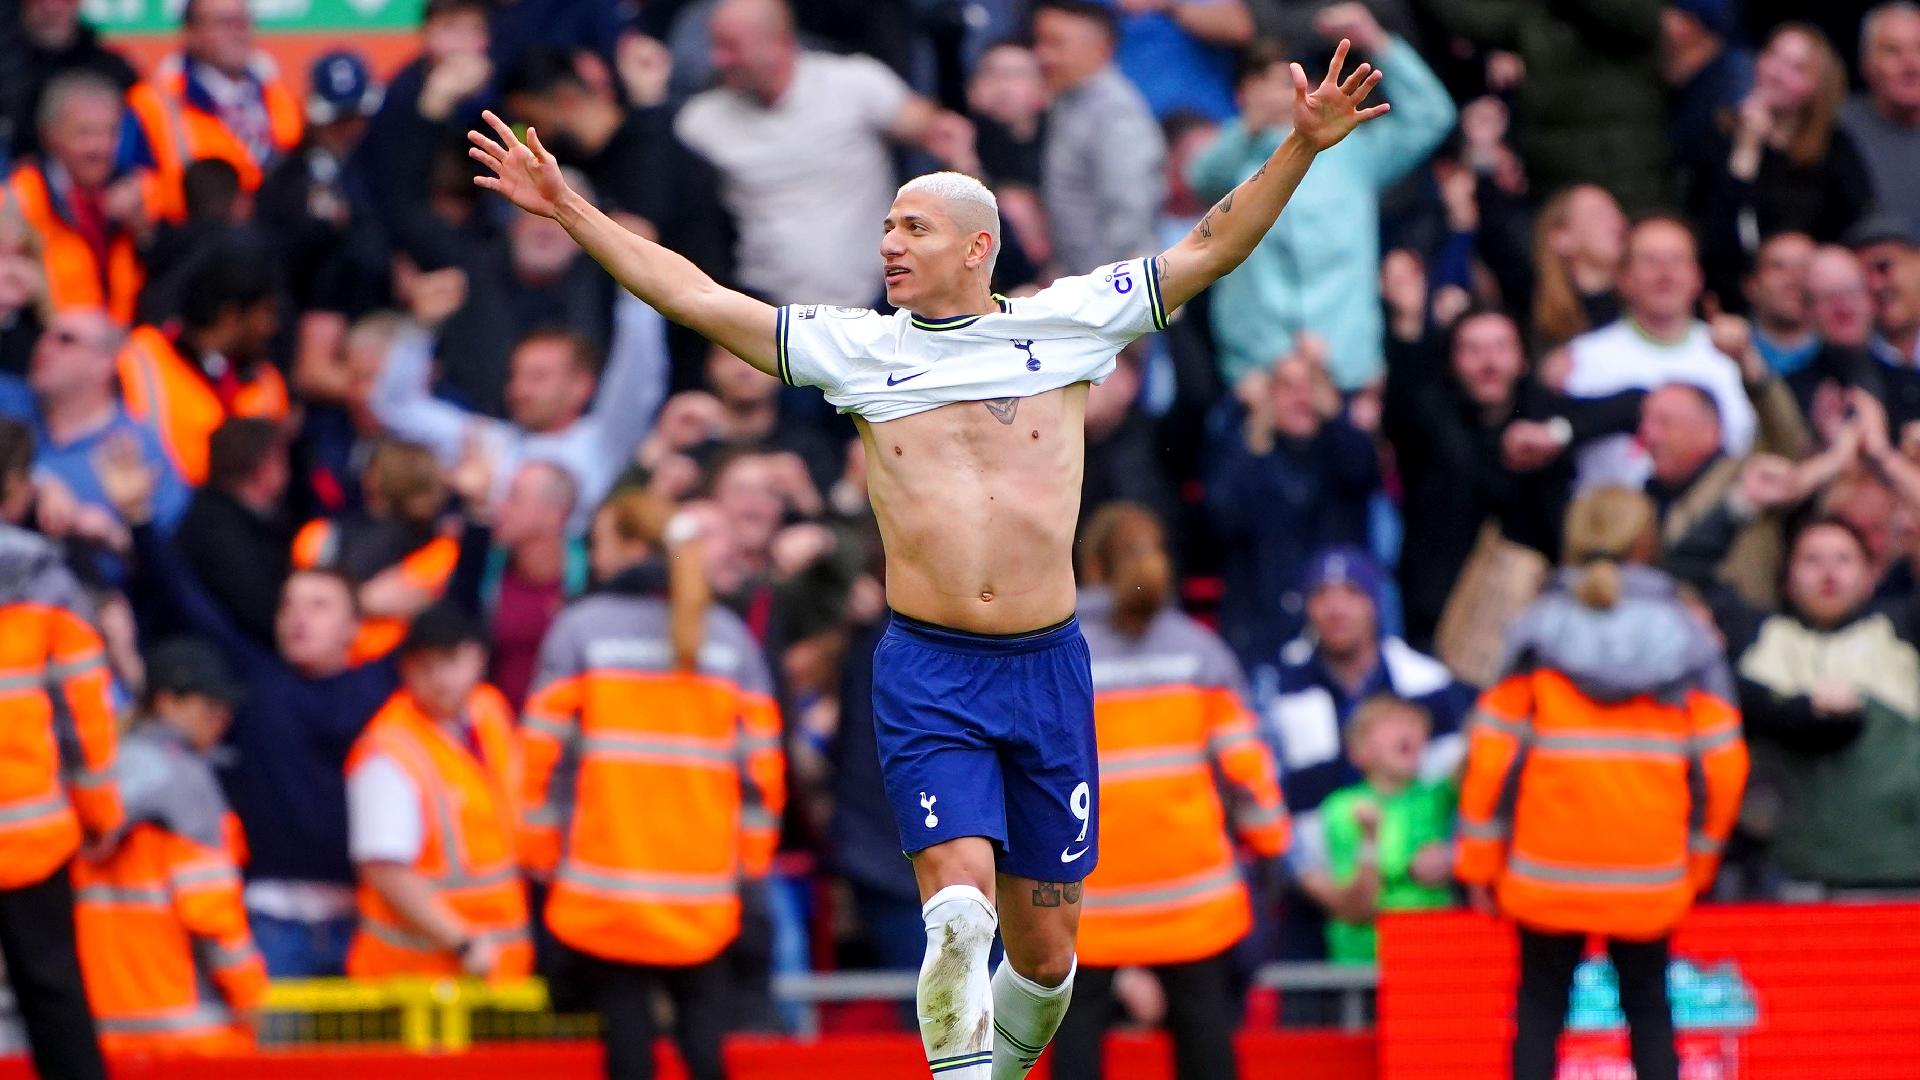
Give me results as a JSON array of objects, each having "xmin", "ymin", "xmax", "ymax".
[{"xmin": 858, "ymin": 383, "xmax": 1088, "ymax": 635}]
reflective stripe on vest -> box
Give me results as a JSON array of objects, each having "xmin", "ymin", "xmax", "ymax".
[
  {"xmin": 1690, "ymin": 727, "xmax": 1742, "ymax": 753},
  {"xmin": 1469, "ymin": 709, "xmax": 1530, "ymax": 739},
  {"xmin": 362, "ymin": 920, "xmax": 531, "ymax": 955},
  {"xmin": 204, "ymin": 940, "xmax": 260, "ymax": 970},
  {"xmin": 1081, "ymin": 864, "xmax": 1241, "ymax": 913},
  {"xmin": 581, "ymin": 732, "xmax": 738, "ymax": 767},
  {"xmin": 1098, "ymin": 747, "xmax": 1208, "ymax": 782},
  {"xmin": 1506, "ymin": 854, "xmax": 1687, "ymax": 888},
  {"xmin": 96, "ymin": 1001, "xmax": 231, "ymax": 1036},
  {"xmin": 1529, "ymin": 731, "xmax": 1689, "ymax": 757},
  {"xmin": 76, "ymin": 884, "xmax": 171, "ymax": 907},
  {"xmin": 1458, "ymin": 818, "xmax": 1509, "ymax": 841},
  {"xmin": 0, "ymin": 791, "xmax": 73, "ymax": 827},
  {"xmin": 553, "ymin": 863, "xmax": 736, "ymax": 903},
  {"xmin": 170, "ymin": 864, "xmax": 241, "ymax": 890},
  {"xmin": 522, "ymin": 713, "xmax": 574, "ymax": 741}
]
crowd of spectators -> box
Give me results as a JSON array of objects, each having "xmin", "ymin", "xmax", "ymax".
[{"xmin": 2, "ymin": 0, "xmax": 1919, "ymax": 1059}]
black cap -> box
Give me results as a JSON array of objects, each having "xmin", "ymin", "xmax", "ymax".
[
  {"xmin": 1845, "ymin": 211, "xmax": 1919, "ymax": 250},
  {"xmin": 144, "ymin": 638, "xmax": 246, "ymax": 705},
  {"xmin": 396, "ymin": 603, "xmax": 486, "ymax": 658}
]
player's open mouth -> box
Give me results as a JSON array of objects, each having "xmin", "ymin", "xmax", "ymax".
[{"xmin": 885, "ymin": 266, "xmax": 910, "ymax": 280}]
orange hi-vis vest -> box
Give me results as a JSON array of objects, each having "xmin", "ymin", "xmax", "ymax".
[
  {"xmin": 4, "ymin": 163, "xmax": 145, "ymax": 325},
  {"xmin": 74, "ymin": 724, "xmax": 264, "ymax": 1056},
  {"xmin": 292, "ymin": 519, "xmax": 462, "ymax": 665},
  {"xmin": 0, "ymin": 527, "xmax": 121, "ymax": 889},
  {"xmin": 117, "ymin": 324, "xmax": 289, "ymax": 485},
  {"xmin": 1075, "ymin": 597, "xmax": 1290, "ymax": 968},
  {"xmin": 125, "ymin": 57, "xmax": 302, "ymax": 222},
  {"xmin": 522, "ymin": 587, "xmax": 784, "ymax": 967},
  {"xmin": 1455, "ymin": 635, "xmax": 1750, "ymax": 940},
  {"xmin": 345, "ymin": 685, "xmax": 532, "ymax": 980}
]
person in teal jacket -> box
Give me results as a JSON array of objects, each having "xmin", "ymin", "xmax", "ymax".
[{"xmin": 1187, "ymin": 6, "xmax": 1455, "ymax": 390}]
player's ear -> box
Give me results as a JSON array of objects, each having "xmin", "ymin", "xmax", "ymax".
[{"xmin": 970, "ymin": 231, "xmax": 994, "ymax": 270}]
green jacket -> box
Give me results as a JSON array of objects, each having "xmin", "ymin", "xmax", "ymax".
[
  {"xmin": 1429, "ymin": 0, "xmax": 1670, "ymax": 213},
  {"xmin": 1320, "ymin": 778, "xmax": 1457, "ymax": 963}
]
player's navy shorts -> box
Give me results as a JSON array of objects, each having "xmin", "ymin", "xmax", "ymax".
[{"xmin": 872, "ymin": 610, "xmax": 1098, "ymax": 883}]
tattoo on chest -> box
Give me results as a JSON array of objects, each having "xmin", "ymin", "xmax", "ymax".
[
  {"xmin": 1031, "ymin": 881, "xmax": 1083, "ymax": 908},
  {"xmin": 984, "ymin": 397, "xmax": 1019, "ymax": 425}
]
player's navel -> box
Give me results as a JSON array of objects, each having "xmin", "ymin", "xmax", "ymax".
[
  {"xmin": 979, "ymin": 591, "xmax": 994, "ymax": 603},
  {"xmin": 1030, "ymin": 430, "xmax": 1040, "ymax": 439}
]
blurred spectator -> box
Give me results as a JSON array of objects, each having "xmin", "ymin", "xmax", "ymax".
[
  {"xmin": 488, "ymin": 0, "xmax": 624, "ymax": 72},
  {"xmin": 117, "ymin": 242, "xmax": 291, "ymax": 485},
  {"xmin": 1564, "ymin": 217, "xmax": 1758, "ymax": 489},
  {"xmin": 0, "ymin": 415, "xmax": 116, "ymax": 1080},
  {"xmin": 106, "ymin": 439, "xmax": 399, "ymax": 977},
  {"xmin": 1081, "ymin": 343, "xmax": 1178, "ymax": 542},
  {"xmin": 122, "ymin": 0, "xmax": 303, "ymax": 221},
  {"xmin": 132, "ymin": 158, "xmax": 254, "ymax": 327},
  {"xmin": 290, "ymin": 439, "xmax": 457, "ymax": 664},
  {"xmin": 1746, "ymin": 231, "xmax": 1819, "ymax": 374},
  {"xmin": 455, "ymin": 461, "xmax": 583, "ymax": 711},
  {"xmin": 1840, "ymin": 2, "xmax": 1920, "ymax": 233},
  {"xmin": 360, "ymin": 0, "xmax": 494, "ymax": 238},
  {"xmin": 290, "ymin": 312, "xmax": 398, "ymax": 518},
  {"xmin": 1845, "ymin": 215, "xmax": 1920, "ymax": 434},
  {"xmin": 1529, "ymin": 185, "xmax": 1627, "ymax": 352},
  {"xmin": 1733, "ymin": 517, "xmax": 1920, "ymax": 895},
  {"xmin": 1432, "ymin": 0, "xmax": 1670, "ymax": 213},
  {"xmin": 344, "ymin": 606, "xmax": 531, "ymax": 979},
  {"xmin": 674, "ymin": 0, "xmax": 975, "ymax": 307},
  {"xmin": 1206, "ymin": 354, "xmax": 1379, "ymax": 665},
  {"xmin": 697, "ymin": 345, "xmax": 842, "ymax": 490},
  {"xmin": 255, "ymin": 50, "xmax": 387, "ymax": 317},
  {"xmin": 0, "ymin": 0, "xmax": 137, "ymax": 162},
  {"xmin": 968, "ymin": 40, "xmax": 1048, "ymax": 189},
  {"xmin": 1696, "ymin": 24, "xmax": 1871, "ymax": 305},
  {"xmin": 0, "ymin": 202, "xmax": 46, "ymax": 376},
  {"xmin": 1294, "ymin": 694, "xmax": 1454, "ymax": 963},
  {"xmin": 1057, "ymin": 503, "xmax": 1286, "ymax": 1080},
  {"xmin": 373, "ymin": 293, "xmax": 668, "ymax": 528},
  {"xmin": 523, "ymin": 488, "xmax": 780, "ymax": 1080},
  {"xmin": 1188, "ymin": 11, "xmax": 1455, "ymax": 389},
  {"xmin": 8, "ymin": 71, "xmax": 152, "ymax": 326},
  {"xmin": 1034, "ymin": 0, "xmax": 1166, "ymax": 273},
  {"xmin": 1253, "ymin": 545, "xmax": 1471, "ymax": 829},
  {"xmin": 1662, "ymin": 0, "xmax": 1752, "ymax": 194},
  {"xmin": 28, "ymin": 307, "xmax": 188, "ymax": 545},
  {"xmin": 1383, "ymin": 308, "xmax": 1643, "ymax": 650},
  {"xmin": 1791, "ymin": 242, "xmax": 1881, "ymax": 420},
  {"xmin": 1099, "ymin": 0, "xmax": 1255, "ymax": 122},
  {"xmin": 175, "ymin": 417, "xmax": 293, "ymax": 648},
  {"xmin": 74, "ymin": 638, "xmax": 264, "ymax": 1055},
  {"xmin": 1455, "ymin": 486, "xmax": 1746, "ymax": 1080}
]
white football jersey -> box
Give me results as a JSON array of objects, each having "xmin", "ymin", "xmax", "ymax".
[{"xmin": 775, "ymin": 257, "xmax": 1168, "ymax": 422}]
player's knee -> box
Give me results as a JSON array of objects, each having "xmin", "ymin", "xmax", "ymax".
[
  {"xmin": 1010, "ymin": 945, "xmax": 1076, "ymax": 990},
  {"xmin": 921, "ymin": 883, "xmax": 997, "ymax": 959}
]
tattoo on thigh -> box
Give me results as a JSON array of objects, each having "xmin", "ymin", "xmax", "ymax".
[
  {"xmin": 1030, "ymin": 881, "xmax": 1082, "ymax": 907},
  {"xmin": 984, "ymin": 397, "xmax": 1018, "ymax": 424}
]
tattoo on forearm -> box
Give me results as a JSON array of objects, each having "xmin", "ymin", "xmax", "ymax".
[
  {"xmin": 1030, "ymin": 881, "xmax": 1083, "ymax": 908},
  {"xmin": 1154, "ymin": 254, "xmax": 1168, "ymax": 282},
  {"xmin": 984, "ymin": 397, "xmax": 1018, "ymax": 424},
  {"xmin": 1193, "ymin": 189, "xmax": 1236, "ymax": 241},
  {"xmin": 1250, "ymin": 159, "xmax": 1270, "ymax": 182}
]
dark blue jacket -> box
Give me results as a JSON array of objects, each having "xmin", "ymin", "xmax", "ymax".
[
  {"xmin": 1205, "ymin": 412, "xmax": 1380, "ymax": 669},
  {"xmin": 131, "ymin": 523, "xmax": 396, "ymax": 886}
]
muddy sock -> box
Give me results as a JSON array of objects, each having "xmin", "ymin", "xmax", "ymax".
[
  {"xmin": 917, "ymin": 884, "xmax": 998, "ymax": 1078},
  {"xmin": 991, "ymin": 955, "xmax": 1075, "ymax": 1079}
]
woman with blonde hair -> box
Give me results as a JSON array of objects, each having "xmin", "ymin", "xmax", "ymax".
[
  {"xmin": 1529, "ymin": 185, "xmax": 1627, "ymax": 350},
  {"xmin": 1697, "ymin": 23, "xmax": 1872, "ymax": 300},
  {"xmin": 1454, "ymin": 486, "xmax": 1749, "ymax": 1080}
]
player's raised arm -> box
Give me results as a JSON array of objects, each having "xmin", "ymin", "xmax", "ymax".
[
  {"xmin": 1154, "ymin": 39, "xmax": 1389, "ymax": 315},
  {"xmin": 467, "ymin": 111, "xmax": 780, "ymax": 375}
]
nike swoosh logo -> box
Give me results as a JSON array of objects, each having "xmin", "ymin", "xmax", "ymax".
[
  {"xmin": 1060, "ymin": 846, "xmax": 1089, "ymax": 863},
  {"xmin": 886, "ymin": 371, "xmax": 928, "ymax": 386}
]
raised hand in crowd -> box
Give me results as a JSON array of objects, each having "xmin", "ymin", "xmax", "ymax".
[
  {"xmin": 637, "ymin": 391, "xmax": 727, "ymax": 469},
  {"xmin": 93, "ymin": 432, "xmax": 158, "ymax": 526},
  {"xmin": 1502, "ymin": 420, "xmax": 1570, "ymax": 473},
  {"xmin": 445, "ymin": 429, "xmax": 497, "ymax": 517},
  {"xmin": 1313, "ymin": 2, "xmax": 1390, "ymax": 54},
  {"xmin": 420, "ymin": 50, "xmax": 491, "ymax": 121},
  {"xmin": 396, "ymin": 258, "xmax": 470, "ymax": 330},
  {"xmin": 616, "ymin": 33, "xmax": 673, "ymax": 109}
]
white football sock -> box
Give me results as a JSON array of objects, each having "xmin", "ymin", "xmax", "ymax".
[
  {"xmin": 991, "ymin": 954, "xmax": 1076, "ymax": 1079},
  {"xmin": 918, "ymin": 884, "xmax": 998, "ymax": 1079}
]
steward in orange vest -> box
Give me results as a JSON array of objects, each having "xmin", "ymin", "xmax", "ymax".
[
  {"xmin": 75, "ymin": 639, "xmax": 265, "ymax": 1054},
  {"xmin": 293, "ymin": 440, "xmax": 460, "ymax": 665},
  {"xmin": 1054, "ymin": 503, "xmax": 1288, "ymax": 1080},
  {"xmin": 345, "ymin": 605, "xmax": 531, "ymax": 980},
  {"xmin": 1454, "ymin": 489, "xmax": 1747, "ymax": 1080},
  {"xmin": 117, "ymin": 252, "xmax": 289, "ymax": 485},
  {"xmin": 0, "ymin": 425, "xmax": 118, "ymax": 1080},
  {"xmin": 122, "ymin": 0, "xmax": 302, "ymax": 222},
  {"xmin": 6, "ymin": 73, "xmax": 156, "ymax": 324},
  {"xmin": 522, "ymin": 489, "xmax": 780, "ymax": 1080}
]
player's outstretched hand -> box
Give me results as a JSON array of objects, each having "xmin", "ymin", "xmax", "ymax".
[
  {"xmin": 468, "ymin": 109, "xmax": 571, "ymax": 219},
  {"xmin": 1290, "ymin": 38, "xmax": 1390, "ymax": 151}
]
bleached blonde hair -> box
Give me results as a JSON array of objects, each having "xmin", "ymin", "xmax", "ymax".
[{"xmin": 897, "ymin": 171, "xmax": 1001, "ymax": 274}]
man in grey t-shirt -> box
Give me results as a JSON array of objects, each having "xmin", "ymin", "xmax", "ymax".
[{"xmin": 1842, "ymin": 3, "xmax": 1920, "ymax": 233}]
